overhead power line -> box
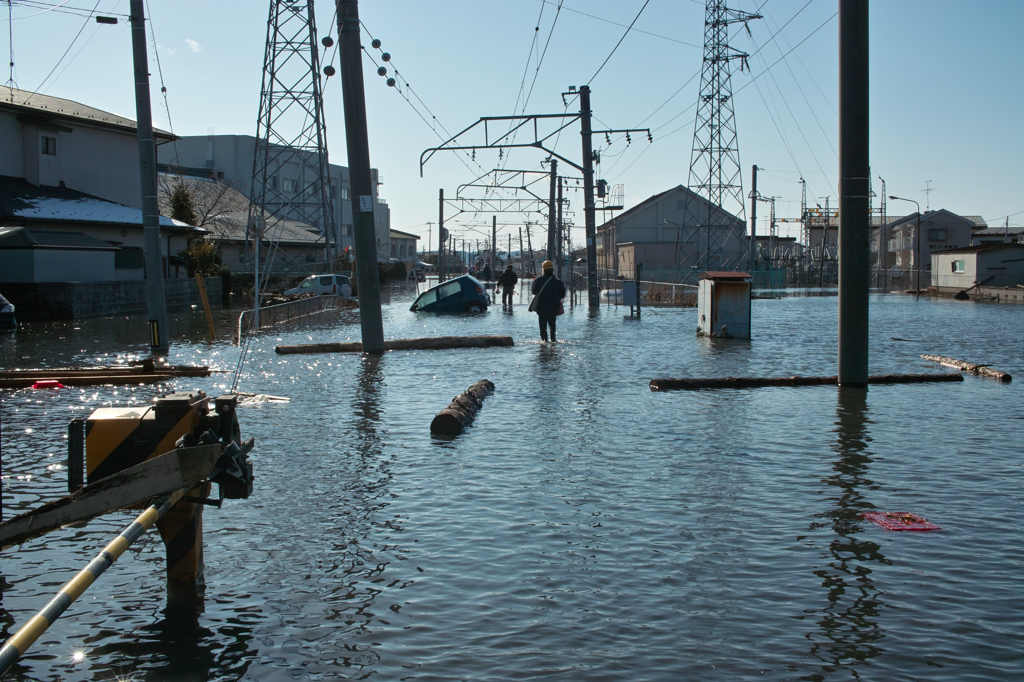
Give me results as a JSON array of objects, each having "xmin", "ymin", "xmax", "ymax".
[{"xmin": 588, "ymin": 0, "xmax": 650, "ymax": 85}]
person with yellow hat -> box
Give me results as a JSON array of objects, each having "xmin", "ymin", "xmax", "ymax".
[{"xmin": 529, "ymin": 259, "xmax": 566, "ymax": 342}]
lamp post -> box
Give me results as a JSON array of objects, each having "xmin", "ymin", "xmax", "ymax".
[{"xmin": 889, "ymin": 196, "xmax": 921, "ymax": 299}]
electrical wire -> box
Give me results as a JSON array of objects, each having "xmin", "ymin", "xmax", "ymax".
[
  {"xmin": 538, "ymin": 0, "xmax": 700, "ymax": 48},
  {"xmin": 23, "ymin": 0, "xmax": 99, "ymax": 103},
  {"xmin": 144, "ymin": 0, "xmax": 179, "ymax": 164},
  {"xmin": 588, "ymin": 0, "xmax": 649, "ymax": 85}
]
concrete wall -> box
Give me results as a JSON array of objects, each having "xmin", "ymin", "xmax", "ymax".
[
  {"xmin": 0, "ymin": 249, "xmax": 115, "ymax": 282},
  {"xmin": 1, "ymin": 277, "xmax": 222, "ymax": 321}
]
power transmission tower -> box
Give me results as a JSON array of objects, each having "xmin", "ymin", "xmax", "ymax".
[
  {"xmin": 248, "ymin": 0, "xmax": 336, "ymax": 273},
  {"xmin": 686, "ymin": 0, "xmax": 761, "ymax": 271}
]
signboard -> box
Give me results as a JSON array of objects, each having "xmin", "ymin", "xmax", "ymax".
[
  {"xmin": 407, "ymin": 269, "xmax": 426, "ymax": 283},
  {"xmin": 440, "ymin": 226, "xmax": 449, "ymax": 242}
]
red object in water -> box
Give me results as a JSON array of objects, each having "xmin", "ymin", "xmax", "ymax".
[
  {"xmin": 863, "ymin": 511, "xmax": 941, "ymax": 531},
  {"xmin": 31, "ymin": 380, "xmax": 65, "ymax": 389}
]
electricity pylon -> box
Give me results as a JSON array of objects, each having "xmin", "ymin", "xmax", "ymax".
[
  {"xmin": 686, "ymin": 0, "xmax": 761, "ymax": 271},
  {"xmin": 247, "ymin": 0, "xmax": 336, "ymax": 269}
]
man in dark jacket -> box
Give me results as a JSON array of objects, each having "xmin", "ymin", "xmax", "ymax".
[
  {"xmin": 496, "ymin": 264, "xmax": 519, "ymax": 307},
  {"xmin": 481, "ymin": 263, "xmax": 492, "ymax": 282},
  {"xmin": 530, "ymin": 259, "xmax": 566, "ymax": 342}
]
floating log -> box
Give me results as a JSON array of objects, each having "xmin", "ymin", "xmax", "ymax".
[
  {"xmin": 0, "ymin": 363, "xmax": 210, "ymax": 389},
  {"xmin": 430, "ymin": 380, "xmax": 495, "ymax": 435},
  {"xmin": 649, "ymin": 373, "xmax": 964, "ymax": 391},
  {"xmin": 276, "ymin": 335, "xmax": 514, "ymax": 355},
  {"xmin": 0, "ymin": 444, "xmax": 221, "ymax": 551},
  {"xmin": 921, "ymin": 354, "xmax": 1012, "ymax": 382}
]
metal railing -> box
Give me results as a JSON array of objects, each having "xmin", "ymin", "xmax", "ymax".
[{"xmin": 235, "ymin": 295, "xmax": 354, "ymax": 343}]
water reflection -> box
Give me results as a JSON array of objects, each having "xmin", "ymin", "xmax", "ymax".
[
  {"xmin": 804, "ymin": 387, "xmax": 890, "ymax": 680},
  {"xmin": 86, "ymin": 586, "xmax": 254, "ymax": 682}
]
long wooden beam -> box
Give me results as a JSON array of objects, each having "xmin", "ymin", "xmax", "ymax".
[
  {"xmin": 649, "ymin": 373, "xmax": 964, "ymax": 391},
  {"xmin": 276, "ymin": 335, "xmax": 514, "ymax": 354}
]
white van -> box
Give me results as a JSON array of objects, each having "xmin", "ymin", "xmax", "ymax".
[{"xmin": 284, "ymin": 274, "xmax": 353, "ymax": 297}]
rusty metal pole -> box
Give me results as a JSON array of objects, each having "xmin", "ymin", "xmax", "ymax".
[
  {"xmin": 336, "ymin": 0, "xmax": 384, "ymax": 353},
  {"xmin": 837, "ymin": 0, "xmax": 870, "ymax": 386}
]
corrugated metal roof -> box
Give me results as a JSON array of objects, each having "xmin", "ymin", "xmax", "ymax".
[
  {"xmin": 0, "ymin": 226, "xmax": 118, "ymax": 250},
  {"xmin": 932, "ymin": 243, "xmax": 1024, "ymax": 255},
  {"xmin": 0, "ymin": 85, "xmax": 173, "ymax": 139},
  {"xmin": 700, "ymin": 271, "xmax": 752, "ymax": 280}
]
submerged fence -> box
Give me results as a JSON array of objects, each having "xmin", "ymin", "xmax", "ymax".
[{"xmin": 235, "ymin": 295, "xmax": 356, "ymax": 344}]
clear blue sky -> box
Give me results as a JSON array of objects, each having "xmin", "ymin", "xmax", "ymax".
[{"xmin": 5, "ymin": 0, "xmax": 1023, "ymax": 245}]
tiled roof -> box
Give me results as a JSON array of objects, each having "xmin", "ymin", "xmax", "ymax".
[
  {"xmin": 0, "ymin": 85, "xmax": 173, "ymax": 139},
  {"xmin": 0, "ymin": 226, "xmax": 118, "ymax": 250}
]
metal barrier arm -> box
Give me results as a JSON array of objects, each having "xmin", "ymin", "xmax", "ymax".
[{"xmin": 0, "ymin": 491, "xmax": 184, "ymax": 676}]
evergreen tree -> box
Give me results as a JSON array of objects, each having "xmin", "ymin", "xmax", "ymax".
[{"xmin": 169, "ymin": 181, "xmax": 198, "ymax": 226}]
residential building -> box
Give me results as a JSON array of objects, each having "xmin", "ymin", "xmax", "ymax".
[
  {"xmin": 931, "ymin": 243, "xmax": 1024, "ymax": 291},
  {"xmin": 881, "ymin": 209, "xmax": 976, "ymax": 276},
  {"xmin": 972, "ymin": 226, "xmax": 1023, "ymax": 246},
  {"xmin": 389, "ymin": 229, "xmax": 420, "ymax": 264},
  {"xmin": 157, "ymin": 134, "xmax": 391, "ymax": 261},
  {"xmin": 596, "ymin": 185, "xmax": 747, "ymax": 279}
]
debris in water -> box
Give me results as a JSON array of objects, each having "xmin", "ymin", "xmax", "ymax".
[
  {"xmin": 31, "ymin": 380, "xmax": 65, "ymax": 389},
  {"xmin": 862, "ymin": 512, "xmax": 940, "ymax": 531}
]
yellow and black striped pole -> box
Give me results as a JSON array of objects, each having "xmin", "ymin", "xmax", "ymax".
[{"xmin": 0, "ymin": 490, "xmax": 184, "ymax": 676}]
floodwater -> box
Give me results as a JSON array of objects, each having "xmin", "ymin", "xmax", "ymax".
[{"xmin": 0, "ymin": 284, "xmax": 1021, "ymax": 681}]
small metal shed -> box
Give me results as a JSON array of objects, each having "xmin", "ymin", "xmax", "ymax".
[{"xmin": 697, "ymin": 271, "xmax": 752, "ymax": 339}]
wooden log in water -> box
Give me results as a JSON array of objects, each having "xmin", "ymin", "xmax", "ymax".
[
  {"xmin": 920, "ymin": 354, "xmax": 1012, "ymax": 382},
  {"xmin": 649, "ymin": 373, "xmax": 964, "ymax": 391},
  {"xmin": 430, "ymin": 380, "xmax": 495, "ymax": 435},
  {"xmin": 275, "ymin": 335, "xmax": 514, "ymax": 355}
]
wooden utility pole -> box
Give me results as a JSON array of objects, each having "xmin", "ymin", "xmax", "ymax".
[
  {"xmin": 130, "ymin": 0, "xmax": 168, "ymax": 351},
  {"xmin": 547, "ymin": 158, "xmax": 558, "ymax": 259},
  {"xmin": 336, "ymin": 0, "xmax": 384, "ymax": 353},
  {"xmin": 525, "ymin": 222, "xmax": 535, "ymax": 276},
  {"xmin": 838, "ymin": 0, "xmax": 869, "ymax": 386},
  {"xmin": 491, "ymin": 215, "xmax": 497, "ymax": 271},
  {"xmin": 556, "ymin": 176, "xmax": 564, "ymax": 279}
]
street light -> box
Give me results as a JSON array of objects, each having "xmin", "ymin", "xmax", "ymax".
[{"xmin": 889, "ymin": 195, "xmax": 921, "ymax": 299}]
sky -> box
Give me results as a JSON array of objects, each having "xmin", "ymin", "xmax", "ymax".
[{"xmin": 4, "ymin": 0, "xmax": 1023, "ymax": 248}]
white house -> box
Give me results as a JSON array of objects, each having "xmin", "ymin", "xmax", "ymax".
[
  {"xmin": 931, "ymin": 243, "xmax": 1024, "ymax": 292},
  {"xmin": 389, "ymin": 229, "xmax": 420, "ymax": 264}
]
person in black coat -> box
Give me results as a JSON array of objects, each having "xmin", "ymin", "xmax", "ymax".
[
  {"xmin": 496, "ymin": 264, "xmax": 519, "ymax": 307},
  {"xmin": 530, "ymin": 260, "xmax": 566, "ymax": 342}
]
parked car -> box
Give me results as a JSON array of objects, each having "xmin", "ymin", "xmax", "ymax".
[
  {"xmin": 284, "ymin": 274, "xmax": 352, "ymax": 297},
  {"xmin": 0, "ymin": 293, "xmax": 14, "ymax": 331},
  {"xmin": 410, "ymin": 275, "xmax": 490, "ymax": 313}
]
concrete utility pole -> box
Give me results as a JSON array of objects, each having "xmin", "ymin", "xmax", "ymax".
[
  {"xmin": 492, "ymin": 215, "xmax": 497, "ymax": 269},
  {"xmin": 579, "ymin": 86, "xmax": 599, "ymax": 307},
  {"xmin": 438, "ymin": 188, "xmax": 445, "ymax": 282},
  {"xmin": 556, "ymin": 177, "xmax": 564, "ymax": 279},
  {"xmin": 130, "ymin": 0, "xmax": 168, "ymax": 351},
  {"xmin": 837, "ymin": 0, "xmax": 869, "ymax": 386},
  {"xmin": 336, "ymin": 0, "xmax": 384, "ymax": 353},
  {"xmin": 749, "ymin": 164, "xmax": 758, "ymax": 272},
  {"xmin": 547, "ymin": 158, "xmax": 558, "ymax": 259},
  {"xmin": 518, "ymin": 227, "xmax": 524, "ymax": 272}
]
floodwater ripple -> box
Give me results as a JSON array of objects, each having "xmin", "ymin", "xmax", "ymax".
[{"xmin": 0, "ymin": 287, "xmax": 1021, "ymax": 681}]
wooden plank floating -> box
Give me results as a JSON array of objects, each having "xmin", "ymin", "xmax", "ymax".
[
  {"xmin": 430, "ymin": 380, "xmax": 495, "ymax": 436},
  {"xmin": 276, "ymin": 335, "xmax": 514, "ymax": 355},
  {"xmin": 921, "ymin": 354, "xmax": 1012, "ymax": 382},
  {"xmin": 0, "ymin": 444, "xmax": 222, "ymax": 551},
  {"xmin": 0, "ymin": 363, "xmax": 211, "ymax": 389},
  {"xmin": 649, "ymin": 373, "xmax": 964, "ymax": 391}
]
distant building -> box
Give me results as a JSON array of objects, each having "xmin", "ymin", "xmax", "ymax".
[
  {"xmin": 596, "ymin": 185, "xmax": 746, "ymax": 279},
  {"xmin": 389, "ymin": 229, "xmax": 420, "ymax": 264},
  {"xmin": 931, "ymin": 243, "xmax": 1024, "ymax": 292},
  {"xmin": 880, "ymin": 209, "xmax": 976, "ymax": 278},
  {"xmin": 157, "ymin": 134, "xmax": 391, "ymax": 261},
  {"xmin": 972, "ymin": 226, "xmax": 1023, "ymax": 246}
]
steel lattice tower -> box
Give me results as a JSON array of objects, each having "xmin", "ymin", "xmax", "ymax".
[
  {"xmin": 248, "ymin": 0, "xmax": 335, "ymax": 269},
  {"xmin": 686, "ymin": 0, "xmax": 760, "ymax": 271}
]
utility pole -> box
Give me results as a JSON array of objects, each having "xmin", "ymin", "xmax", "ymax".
[
  {"xmin": 749, "ymin": 164, "xmax": 758, "ymax": 272},
  {"xmin": 525, "ymin": 221, "xmax": 534, "ymax": 276},
  {"xmin": 438, "ymin": 188, "xmax": 445, "ymax": 282},
  {"xmin": 556, "ymin": 177, "xmax": 564, "ymax": 279},
  {"xmin": 336, "ymin": 0, "xmax": 383, "ymax": 353},
  {"xmin": 491, "ymin": 215, "xmax": 497, "ymax": 271},
  {"xmin": 130, "ymin": 0, "xmax": 168, "ymax": 352},
  {"xmin": 519, "ymin": 227, "xmax": 524, "ymax": 272},
  {"xmin": 547, "ymin": 158, "xmax": 558, "ymax": 259},
  {"xmin": 426, "ymin": 221, "xmax": 432, "ymax": 261},
  {"xmin": 837, "ymin": 0, "xmax": 869, "ymax": 387},
  {"xmin": 579, "ymin": 85, "xmax": 599, "ymax": 307}
]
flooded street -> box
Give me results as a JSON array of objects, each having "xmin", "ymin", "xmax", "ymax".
[{"xmin": 1, "ymin": 285, "xmax": 1021, "ymax": 681}]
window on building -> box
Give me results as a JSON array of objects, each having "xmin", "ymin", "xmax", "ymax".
[
  {"xmin": 343, "ymin": 224, "xmax": 352, "ymax": 236},
  {"xmin": 952, "ymin": 260, "xmax": 965, "ymax": 273},
  {"xmin": 41, "ymin": 136, "xmax": 57, "ymax": 155},
  {"xmin": 390, "ymin": 244, "xmax": 395, "ymax": 257},
  {"xmin": 282, "ymin": 178, "xmax": 296, "ymax": 193},
  {"xmin": 928, "ymin": 229, "xmax": 947, "ymax": 241},
  {"xmin": 341, "ymin": 187, "xmax": 350, "ymax": 201},
  {"xmin": 268, "ymin": 176, "xmax": 278, "ymax": 190}
]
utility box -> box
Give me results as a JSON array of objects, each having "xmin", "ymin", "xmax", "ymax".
[{"xmin": 697, "ymin": 271, "xmax": 752, "ymax": 339}]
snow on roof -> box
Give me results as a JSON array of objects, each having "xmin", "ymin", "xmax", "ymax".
[{"xmin": 11, "ymin": 196, "xmax": 191, "ymax": 228}]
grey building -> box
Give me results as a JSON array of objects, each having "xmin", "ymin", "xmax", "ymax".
[
  {"xmin": 881, "ymin": 209, "xmax": 977, "ymax": 277},
  {"xmin": 596, "ymin": 185, "xmax": 747, "ymax": 279},
  {"xmin": 931, "ymin": 243, "xmax": 1024, "ymax": 291},
  {"xmin": 157, "ymin": 134, "xmax": 390, "ymax": 260}
]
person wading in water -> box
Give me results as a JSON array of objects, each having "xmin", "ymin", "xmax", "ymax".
[
  {"xmin": 496, "ymin": 264, "xmax": 519, "ymax": 308},
  {"xmin": 530, "ymin": 260, "xmax": 566, "ymax": 342}
]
